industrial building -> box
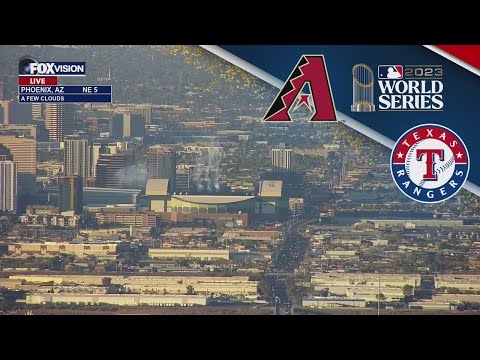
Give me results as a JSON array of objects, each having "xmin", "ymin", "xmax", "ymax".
[
  {"xmin": 10, "ymin": 274, "xmax": 258, "ymax": 296},
  {"xmin": 148, "ymin": 248, "xmax": 230, "ymax": 261},
  {"xmin": 355, "ymin": 219, "xmax": 464, "ymax": 229},
  {"xmin": 26, "ymin": 293, "xmax": 210, "ymax": 306},
  {"xmin": 157, "ymin": 211, "xmax": 249, "ymax": 227},
  {"xmin": 94, "ymin": 211, "xmax": 158, "ymax": 227},
  {"xmin": 311, "ymin": 273, "xmax": 421, "ymax": 288},
  {"xmin": 8, "ymin": 242, "xmax": 118, "ymax": 257},
  {"xmin": 435, "ymin": 274, "xmax": 480, "ymax": 290},
  {"xmin": 302, "ymin": 297, "xmax": 366, "ymax": 308}
]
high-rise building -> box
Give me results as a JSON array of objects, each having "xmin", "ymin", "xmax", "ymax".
[
  {"xmin": 45, "ymin": 104, "xmax": 74, "ymax": 142},
  {"xmin": 147, "ymin": 146, "xmax": 176, "ymax": 191},
  {"xmin": 109, "ymin": 115, "xmax": 123, "ymax": 138},
  {"xmin": 0, "ymin": 144, "xmax": 13, "ymax": 161},
  {"xmin": 0, "ymin": 161, "xmax": 17, "ymax": 213},
  {"xmin": 132, "ymin": 104, "xmax": 152, "ymax": 124},
  {"xmin": 272, "ymin": 143, "xmax": 292, "ymax": 172},
  {"xmin": 110, "ymin": 112, "xmax": 145, "ymax": 138},
  {"xmin": 32, "ymin": 103, "xmax": 44, "ymax": 120},
  {"xmin": 64, "ymin": 137, "xmax": 90, "ymax": 182},
  {"xmin": 58, "ymin": 175, "xmax": 83, "ymax": 214},
  {"xmin": 0, "ymin": 136, "xmax": 36, "ymax": 194},
  {"xmin": 0, "ymin": 101, "xmax": 33, "ymax": 125},
  {"xmin": 175, "ymin": 168, "xmax": 191, "ymax": 192},
  {"xmin": 91, "ymin": 143, "xmax": 105, "ymax": 179},
  {"xmin": 96, "ymin": 153, "xmax": 127, "ymax": 188}
]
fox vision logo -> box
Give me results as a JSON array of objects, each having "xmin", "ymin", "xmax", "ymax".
[
  {"xmin": 263, "ymin": 55, "xmax": 337, "ymax": 122},
  {"xmin": 351, "ymin": 64, "xmax": 444, "ymax": 112}
]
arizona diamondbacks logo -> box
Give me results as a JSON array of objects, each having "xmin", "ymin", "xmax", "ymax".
[
  {"xmin": 263, "ymin": 55, "xmax": 337, "ymax": 122},
  {"xmin": 391, "ymin": 124, "xmax": 469, "ymax": 203}
]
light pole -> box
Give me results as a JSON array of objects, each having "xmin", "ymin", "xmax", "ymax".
[{"xmin": 377, "ymin": 273, "xmax": 380, "ymax": 316}]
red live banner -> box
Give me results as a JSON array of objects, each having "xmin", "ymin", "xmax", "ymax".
[{"xmin": 18, "ymin": 76, "xmax": 58, "ymax": 85}]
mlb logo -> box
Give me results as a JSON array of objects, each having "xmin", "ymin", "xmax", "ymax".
[{"xmin": 378, "ymin": 65, "xmax": 403, "ymax": 79}]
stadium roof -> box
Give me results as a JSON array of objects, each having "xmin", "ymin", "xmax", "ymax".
[
  {"xmin": 172, "ymin": 195, "xmax": 255, "ymax": 205},
  {"xmin": 259, "ymin": 180, "xmax": 282, "ymax": 198},
  {"xmin": 145, "ymin": 179, "xmax": 169, "ymax": 196},
  {"xmin": 84, "ymin": 187, "xmax": 142, "ymax": 194}
]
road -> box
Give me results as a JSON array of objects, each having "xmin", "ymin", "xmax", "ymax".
[{"xmin": 268, "ymin": 216, "xmax": 317, "ymax": 314}]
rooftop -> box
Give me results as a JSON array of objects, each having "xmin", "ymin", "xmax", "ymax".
[
  {"xmin": 259, "ymin": 180, "xmax": 282, "ymax": 198},
  {"xmin": 145, "ymin": 179, "xmax": 169, "ymax": 196}
]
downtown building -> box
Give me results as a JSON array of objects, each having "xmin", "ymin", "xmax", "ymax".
[
  {"xmin": 147, "ymin": 145, "xmax": 176, "ymax": 192},
  {"xmin": 0, "ymin": 101, "xmax": 33, "ymax": 125},
  {"xmin": 0, "ymin": 160, "xmax": 17, "ymax": 213},
  {"xmin": 58, "ymin": 175, "xmax": 83, "ymax": 214},
  {"xmin": 95, "ymin": 153, "xmax": 127, "ymax": 188},
  {"xmin": 0, "ymin": 136, "xmax": 36, "ymax": 194},
  {"xmin": 271, "ymin": 143, "xmax": 292, "ymax": 172},
  {"xmin": 45, "ymin": 104, "xmax": 74, "ymax": 142},
  {"xmin": 64, "ymin": 136, "xmax": 90, "ymax": 184},
  {"xmin": 109, "ymin": 112, "xmax": 145, "ymax": 138}
]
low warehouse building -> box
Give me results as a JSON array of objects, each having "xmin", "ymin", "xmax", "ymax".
[
  {"xmin": 302, "ymin": 297, "xmax": 366, "ymax": 308},
  {"xmin": 26, "ymin": 293, "xmax": 210, "ymax": 306},
  {"xmin": 148, "ymin": 248, "xmax": 230, "ymax": 261}
]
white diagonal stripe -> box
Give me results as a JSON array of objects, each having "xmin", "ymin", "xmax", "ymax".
[{"xmin": 423, "ymin": 45, "xmax": 480, "ymax": 77}]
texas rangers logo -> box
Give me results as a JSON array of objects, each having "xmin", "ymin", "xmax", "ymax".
[
  {"xmin": 391, "ymin": 124, "xmax": 469, "ymax": 203},
  {"xmin": 263, "ymin": 55, "xmax": 337, "ymax": 122}
]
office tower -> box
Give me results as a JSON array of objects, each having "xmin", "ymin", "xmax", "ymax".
[
  {"xmin": 110, "ymin": 112, "xmax": 145, "ymax": 138},
  {"xmin": 32, "ymin": 103, "xmax": 44, "ymax": 120},
  {"xmin": 147, "ymin": 146, "xmax": 176, "ymax": 191},
  {"xmin": 45, "ymin": 103, "xmax": 74, "ymax": 142},
  {"xmin": 0, "ymin": 136, "xmax": 36, "ymax": 194},
  {"xmin": 109, "ymin": 115, "xmax": 123, "ymax": 138},
  {"xmin": 132, "ymin": 104, "xmax": 152, "ymax": 124},
  {"xmin": 0, "ymin": 101, "xmax": 33, "ymax": 125},
  {"xmin": 125, "ymin": 112, "xmax": 145, "ymax": 138},
  {"xmin": 0, "ymin": 161, "xmax": 17, "ymax": 213},
  {"xmin": 175, "ymin": 168, "xmax": 191, "ymax": 192},
  {"xmin": 58, "ymin": 175, "xmax": 83, "ymax": 214},
  {"xmin": 272, "ymin": 143, "xmax": 292, "ymax": 172},
  {"xmin": 64, "ymin": 137, "xmax": 90, "ymax": 182},
  {"xmin": 0, "ymin": 144, "xmax": 13, "ymax": 161},
  {"xmin": 96, "ymin": 153, "xmax": 127, "ymax": 188},
  {"xmin": 91, "ymin": 143, "xmax": 106, "ymax": 179}
]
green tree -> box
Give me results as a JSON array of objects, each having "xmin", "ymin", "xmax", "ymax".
[
  {"xmin": 186, "ymin": 285, "xmax": 195, "ymax": 295},
  {"xmin": 102, "ymin": 277, "xmax": 112, "ymax": 287},
  {"xmin": 376, "ymin": 293, "xmax": 387, "ymax": 302},
  {"xmin": 402, "ymin": 284, "xmax": 414, "ymax": 297}
]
